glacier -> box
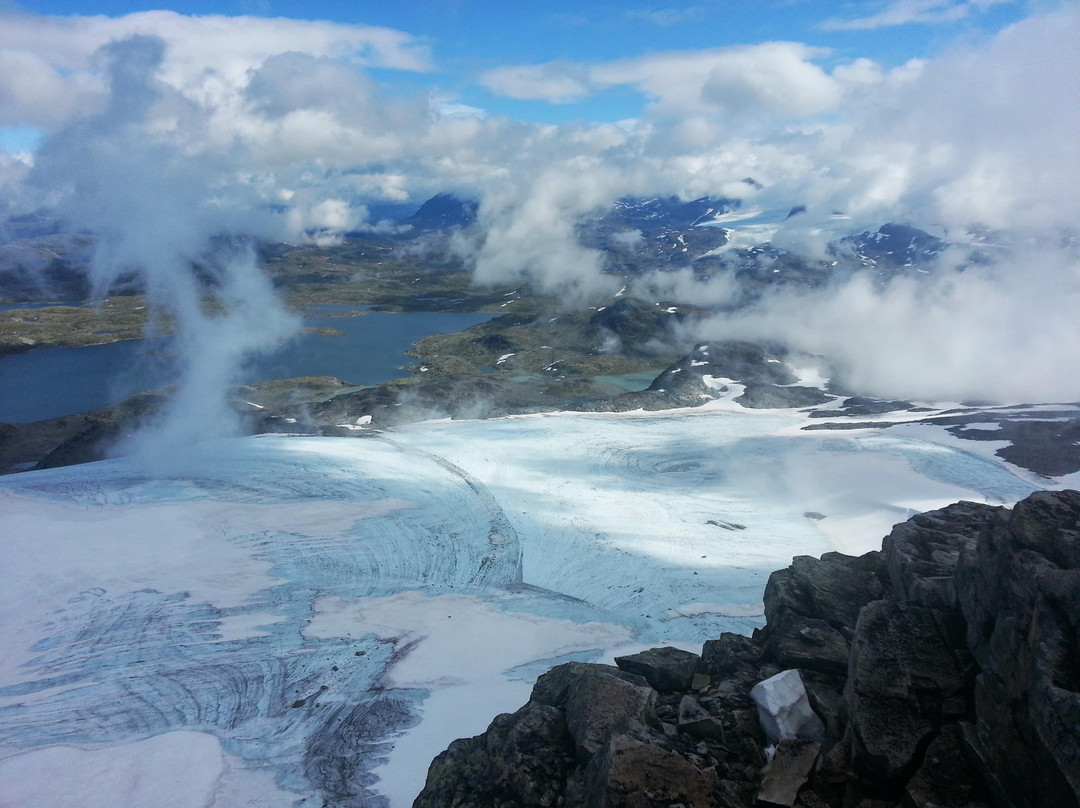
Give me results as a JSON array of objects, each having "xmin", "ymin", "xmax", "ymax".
[{"xmin": 0, "ymin": 404, "xmax": 1048, "ymax": 807}]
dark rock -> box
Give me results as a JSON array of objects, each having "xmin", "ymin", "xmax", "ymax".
[
  {"xmin": 798, "ymin": 671, "xmax": 846, "ymax": 742},
  {"xmin": 531, "ymin": 662, "xmax": 649, "ymax": 710},
  {"xmin": 700, "ymin": 632, "xmax": 759, "ymax": 679},
  {"xmin": 735, "ymin": 384, "xmax": 834, "ymax": 409},
  {"xmin": 401, "ymin": 193, "xmax": 478, "ymax": 231},
  {"xmin": 956, "ymin": 490, "xmax": 1080, "ymax": 808},
  {"xmin": 414, "ymin": 703, "xmax": 576, "ymax": 808},
  {"xmin": 652, "ymin": 342, "xmax": 797, "ymax": 390},
  {"xmin": 764, "ymin": 552, "xmax": 884, "ymax": 638},
  {"xmin": 882, "ymin": 501, "xmax": 1001, "ymax": 609},
  {"xmin": 562, "ymin": 667, "xmax": 657, "ymax": 761},
  {"xmin": 758, "ymin": 738, "xmax": 821, "ymax": 807},
  {"xmin": 903, "ymin": 724, "xmax": 991, "ymax": 808},
  {"xmin": 614, "ymin": 647, "xmax": 699, "ymax": 692},
  {"xmin": 473, "ymin": 333, "xmax": 515, "ymax": 353},
  {"xmin": 587, "ymin": 298, "xmax": 678, "ymax": 354},
  {"xmin": 676, "ymin": 695, "xmax": 725, "ymax": 741},
  {"xmin": 582, "ymin": 718, "xmax": 721, "ymax": 808},
  {"xmin": 844, "ymin": 601, "xmax": 967, "ymax": 784},
  {"xmin": 992, "ymin": 418, "xmax": 1080, "ymax": 477},
  {"xmin": 764, "ymin": 613, "xmax": 850, "ymax": 676}
]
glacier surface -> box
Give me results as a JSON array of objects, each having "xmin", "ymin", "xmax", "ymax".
[{"xmin": 0, "ymin": 406, "xmax": 1046, "ymax": 807}]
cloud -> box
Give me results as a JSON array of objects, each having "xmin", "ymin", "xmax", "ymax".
[
  {"xmin": 2, "ymin": 6, "xmax": 1078, "ymax": 402},
  {"xmin": 482, "ymin": 43, "xmax": 849, "ymax": 119},
  {"xmin": 0, "ymin": 9, "xmax": 431, "ymax": 129},
  {"xmin": 478, "ymin": 63, "xmax": 591, "ymax": 103},
  {"xmin": 684, "ymin": 246, "xmax": 1080, "ymax": 403},
  {"xmin": 25, "ymin": 35, "xmax": 299, "ymax": 458},
  {"xmin": 821, "ymin": 0, "xmax": 1017, "ymax": 31}
]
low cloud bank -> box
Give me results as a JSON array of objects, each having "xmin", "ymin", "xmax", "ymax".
[{"xmin": 681, "ymin": 245, "xmax": 1080, "ymax": 404}]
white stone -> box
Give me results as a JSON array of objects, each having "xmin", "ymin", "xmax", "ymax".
[{"xmin": 750, "ymin": 669, "xmax": 824, "ymax": 745}]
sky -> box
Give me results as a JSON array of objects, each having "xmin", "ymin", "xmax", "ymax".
[{"xmin": 0, "ymin": 0, "xmax": 1078, "ymax": 407}]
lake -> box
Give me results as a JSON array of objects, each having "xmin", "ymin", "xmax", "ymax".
[{"xmin": 0, "ymin": 309, "xmax": 493, "ymax": 423}]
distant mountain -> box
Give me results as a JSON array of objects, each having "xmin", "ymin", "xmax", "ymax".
[
  {"xmin": 841, "ymin": 223, "xmax": 943, "ymax": 269},
  {"xmin": 0, "ymin": 233, "xmax": 96, "ymax": 302},
  {"xmin": 601, "ymin": 195, "xmax": 739, "ymax": 234},
  {"xmin": 579, "ymin": 196, "xmax": 739, "ymax": 271},
  {"xmin": 400, "ymin": 193, "xmax": 478, "ymax": 231}
]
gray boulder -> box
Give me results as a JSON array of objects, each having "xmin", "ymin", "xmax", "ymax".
[{"xmin": 614, "ymin": 647, "xmax": 700, "ymax": 692}]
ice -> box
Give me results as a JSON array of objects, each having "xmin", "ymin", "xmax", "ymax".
[
  {"xmin": 0, "ymin": 406, "xmax": 1044, "ymax": 806},
  {"xmin": 0, "ymin": 731, "xmax": 301, "ymax": 808}
]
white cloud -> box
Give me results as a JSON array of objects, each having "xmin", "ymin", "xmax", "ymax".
[
  {"xmin": 482, "ymin": 43, "xmax": 850, "ymax": 119},
  {"xmin": 0, "ymin": 10, "xmax": 431, "ymax": 129},
  {"xmin": 686, "ymin": 247, "xmax": 1080, "ymax": 403},
  {"xmin": 479, "ymin": 62, "xmax": 591, "ymax": 103},
  {"xmin": 821, "ymin": 0, "xmax": 1018, "ymax": 31}
]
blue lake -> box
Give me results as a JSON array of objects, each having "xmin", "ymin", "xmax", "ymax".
[{"xmin": 0, "ymin": 309, "xmax": 493, "ymax": 423}]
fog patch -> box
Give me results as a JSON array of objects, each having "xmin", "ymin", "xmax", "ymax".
[
  {"xmin": 25, "ymin": 35, "xmax": 298, "ymax": 464},
  {"xmin": 683, "ymin": 245, "xmax": 1080, "ymax": 404}
]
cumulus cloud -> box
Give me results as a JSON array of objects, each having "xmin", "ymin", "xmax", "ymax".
[
  {"xmin": 0, "ymin": 9, "xmax": 430, "ymax": 129},
  {"xmin": 482, "ymin": 43, "xmax": 850, "ymax": 119},
  {"xmin": 479, "ymin": 62, "xmax": 592, "ymax": 103}
]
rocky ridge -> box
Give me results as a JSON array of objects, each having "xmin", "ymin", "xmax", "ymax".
[{"xmin": 413, "ymin": 490, "xmax": 1080, "ymax": 808}]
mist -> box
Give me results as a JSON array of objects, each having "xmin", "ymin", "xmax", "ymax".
[
  {"xmin": 25, "ymin": 36, "xmax": 298, "ymax": 461},
  {"xmin": 677, "ymin": 244, "xmax": 1080, "ymax": 403}
]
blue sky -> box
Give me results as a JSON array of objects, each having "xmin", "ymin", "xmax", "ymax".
[{"xmin": 2, "ymin": 0, "xmax": 1034, "ymax": 133}]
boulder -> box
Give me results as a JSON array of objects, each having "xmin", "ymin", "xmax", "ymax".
[
  {"xmin": 757, "ymin": 738, "xmax": 821, "ymax": 807},
  {"xmin": 751, "ymin": 669, "xmax": 825, "ymax": 746},
  {"xmin": 581, "ymin": 718, "xmax": 721, "ymax": 808},
  {"xmin": 413, "ymin": 703, "xmax": 575, "ymax": 808},
  {"xmin": 764, "ymin": 613, "xmax": 850, "ymax": 676},
  {"xmin": 676, "ymin": 695, "xmax": 726, "ymax": 741},
  {"xmin": 562, "ymin": 667, "xmax": 657, "ymax": 761},
  {"xmin": 903, "ymin": 724, "xmax": 991, "ymax": 808},
  {"xmin": 700, "ymin": 632, "xmax": 759, "ymax": 679},
  {"xmin": 764, "ymin": 552, "xmax": 884, "ymax": 638},
  {"xmin": 614, "ymin": 646, "xmax": 699, "ymax": 692}
]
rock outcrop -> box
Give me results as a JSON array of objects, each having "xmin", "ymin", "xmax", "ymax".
[{"xmin": 414, "ymin": 490, "xmax": 1080, "ymax": 808}]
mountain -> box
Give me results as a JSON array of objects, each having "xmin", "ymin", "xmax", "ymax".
[
  {"xmin": 400, "ymin": 193, "xmax": 479, "ymax": 231},
  {"xmin": 840, "ymin": 222, "xmax": 944, "ymax": 270}
]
